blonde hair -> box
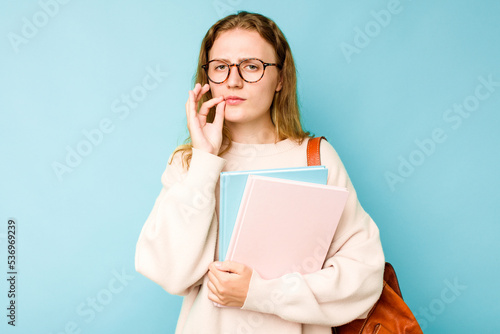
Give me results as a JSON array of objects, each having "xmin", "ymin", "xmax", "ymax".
[{"xmin": 172, "ymin": 11, "xmax": 310, "ymax": 168}]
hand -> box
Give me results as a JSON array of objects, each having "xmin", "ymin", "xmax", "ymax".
[
  {"xmin": 185, "ymin": 83, "xmax": 226, "ymax": 155},
  {"xmin": 207, "ymin": 261, "xmax": 253, "ymax": 307}
]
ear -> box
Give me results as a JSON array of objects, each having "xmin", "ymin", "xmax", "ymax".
[{"xmin": 275, "ymin": 76, "xmax": 283, "ymax": 92}]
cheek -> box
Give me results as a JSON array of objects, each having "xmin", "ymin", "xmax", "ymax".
[
  {"xmin": 258, "ymin": 83, "xmax": 278, "ymax": 103},
  {"xmin": 246, "ymin": 86, "xmax": 275, "ymax": 113},
  {"xmin": 209, "ymin": 84, "xmax": 222, "ymax": 98}
]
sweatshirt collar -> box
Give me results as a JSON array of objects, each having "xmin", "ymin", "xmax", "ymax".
[{"xmin": 223, "ymin": 138, "xmax": 298, "ymax": 157}]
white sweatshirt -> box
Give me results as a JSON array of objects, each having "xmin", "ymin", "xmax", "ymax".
[{"xmin": 135, "ymin": 137, "xmax": 385, "ymax": 334}]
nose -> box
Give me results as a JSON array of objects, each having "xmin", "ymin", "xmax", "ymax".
[{"xmin": 226, "ymin": 64, "xmax": 243, "ymax": 88}]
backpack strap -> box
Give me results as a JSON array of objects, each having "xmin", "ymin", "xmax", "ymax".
[{"xmin": 306, "ymin": 136, "xmax": 326, "ymax": 166}]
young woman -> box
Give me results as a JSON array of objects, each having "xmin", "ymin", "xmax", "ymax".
[{"xmin": 135, "ymin": 11, "xmax": 384, "ymax": 334}]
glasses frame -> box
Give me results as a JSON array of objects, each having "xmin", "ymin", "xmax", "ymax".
[{"xmin": 201, "ymin": 58, "xmax": 282, "ymax": 84}]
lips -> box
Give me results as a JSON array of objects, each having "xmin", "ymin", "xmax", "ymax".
[
  {"xmin": 225, "ymin": 95, "xmax": 245, "ymax": 101},
  {"xmin": 225, "ymin": 95, "xmax": 246, "ymax": 105}
]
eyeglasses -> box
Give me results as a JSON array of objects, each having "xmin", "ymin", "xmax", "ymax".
[{"xmin": 201, "ymin": 58, "xmax": 281, "ymax": 84}]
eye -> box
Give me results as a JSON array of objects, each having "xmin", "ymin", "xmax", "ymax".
[
  {"xmin": 215, "ymin": 64, "xmax": 227, "ymax": 71},
  {"xmin": 242, "ymin": 60, "xmax": 262, "ymax": 72}
]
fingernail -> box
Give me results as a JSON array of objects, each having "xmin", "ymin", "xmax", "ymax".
[{"xmin": 214, "ymin": 262, "xmax": 221, "ymax": 267}]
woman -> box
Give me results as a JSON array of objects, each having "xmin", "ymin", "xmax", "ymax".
[{"xmin": 135, "ymin": 11, "xmax": 384, "ymax": 334}]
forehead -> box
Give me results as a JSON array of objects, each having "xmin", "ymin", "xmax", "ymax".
[{"xmin": 209, "ymin": 29, "xmax": 276, "ymax": 62}]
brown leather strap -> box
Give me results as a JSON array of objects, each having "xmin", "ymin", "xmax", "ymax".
[
  {"xmin": 307, "ymin": 136, "xmax": 326, "ymax": 166},
  {"xmin": 383, "ymin": 262, "xmax": 402, "ymax": 298}
]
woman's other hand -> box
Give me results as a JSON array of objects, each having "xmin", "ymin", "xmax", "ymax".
[
  {"xmin": 207, "ymin": 261, "xmax": 252, "ymax": 307},
  {"xmin": 186, "ymin": 83, "xmax": 226, "ymax": 155}
]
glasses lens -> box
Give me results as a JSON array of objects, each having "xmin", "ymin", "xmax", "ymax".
[
  {"xmin": 207, "ymin": 60, "xmax": 229, "ymax": 83},
  {"xmin": 240, "ymin": 59, "xmax": 264, "ymax": 82}
]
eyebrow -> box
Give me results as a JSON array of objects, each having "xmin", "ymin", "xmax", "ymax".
[{"xmin": 210, "ymin": 57, "xmax": 255, "ymax": 62}]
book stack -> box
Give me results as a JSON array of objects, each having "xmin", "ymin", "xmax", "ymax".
[
  {"xmin": 219, "ymin": 166, "xmax": 329, "ymax": 261},
  {"xmin": 214, "ymin": 166, "xmax": 349, "ymax": 307}
]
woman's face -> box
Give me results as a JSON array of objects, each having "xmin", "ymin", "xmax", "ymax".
[{"xmin": 208, "ymin": 29, "xmax": 282, "ymax": 129}]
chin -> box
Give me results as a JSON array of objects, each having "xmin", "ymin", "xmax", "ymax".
[
  {"xmin": 223, "ymin": 106, "xmax": 244, "ymax": 118},
  {"xmin": 224, "ymin": 108, "xmax": 248, "ymax": 123}
]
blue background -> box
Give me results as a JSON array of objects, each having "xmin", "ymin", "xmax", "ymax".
[{"xmin": 1, "ymin": 0, "xmax": 499, "ymax": 333}]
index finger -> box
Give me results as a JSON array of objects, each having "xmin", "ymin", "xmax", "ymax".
[
  {"xmin": 187, "ymin": 90, "xmax": 197, "ymax": 123},
  {"xmin": 194, "ymin": 83, "xmax": 210, "ymax": 102}
]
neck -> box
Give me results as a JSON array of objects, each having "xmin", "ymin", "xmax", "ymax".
[{"xmin": 226, "ymin": 119, "xmax": 278, "ymax": 144}]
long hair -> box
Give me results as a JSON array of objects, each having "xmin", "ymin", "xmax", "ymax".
[{"xmin": 172, "ymin": 11, "xmax": 310, "ymax": 168}]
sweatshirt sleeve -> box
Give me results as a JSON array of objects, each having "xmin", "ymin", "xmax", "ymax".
[
  {"xmin": 135, "ymin": 148, "xmax": 226, "ymax": 296},
  {"xmin": 241, "ymin": 141, "xmax": 385, "ymax": 327}
]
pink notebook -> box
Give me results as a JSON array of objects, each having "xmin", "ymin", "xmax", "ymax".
[{"xmin": 226, "ymin": 175, "xmax": 349, "ymax": 280}]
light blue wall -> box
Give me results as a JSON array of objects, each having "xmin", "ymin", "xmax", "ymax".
[{"xmin": 1, "ymin": 0, "xmax": 498, "ymax": 333}]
